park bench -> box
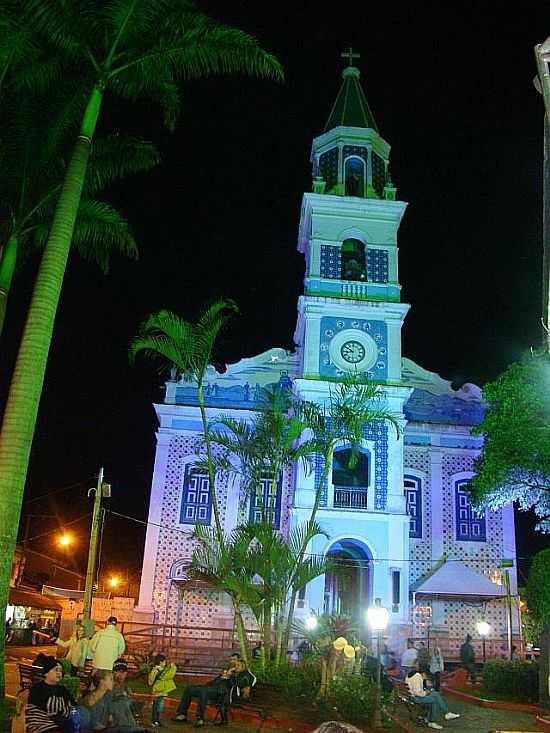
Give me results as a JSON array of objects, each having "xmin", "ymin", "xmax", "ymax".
[
  {"xmin": 394, "ymin": 681, "xmax": 429, "ymax": 728},
  {"xmin": 18, "ymin": 663, "xmax": 44, "ymax": 691}
]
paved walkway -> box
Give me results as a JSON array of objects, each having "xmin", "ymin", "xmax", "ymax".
[{"xmin": 396, "ymin": 695, "xmax": 540, "ymax": 732}]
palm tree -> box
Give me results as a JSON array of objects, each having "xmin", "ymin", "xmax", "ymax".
[
  {"xmin": 0, "ymin": 1, "xmax": 282, "ymax": 692},
  {"xmin": 130, "ymin": 303, "xmax": 238, "ymax": 538},
  {"xmin": 188, "ymin": 523, "xmax": 262, "ymax": 667},
  {"xmin": 246, "ymin": 520, "xmax": 335, "ymax": 668},
  {"xmin": 283, "ymin": 379, "xmax": 402, "ymax": 650},
  {"xmin": 0, "ymin": 93, "xmax": 160, "ymax": 334},
  {"xmin": 208, "ymin": 386, "xmax": 316, "ymax": 524}
]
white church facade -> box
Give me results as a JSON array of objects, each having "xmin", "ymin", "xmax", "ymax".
[{"xmin": 136, "ymin": 62, "xmax": 518, "ymax": 653}]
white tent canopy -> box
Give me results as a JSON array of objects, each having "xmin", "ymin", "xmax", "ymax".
[{"xmin": 412, "ymin": 561, "xmax": 506, "ymax": 600}]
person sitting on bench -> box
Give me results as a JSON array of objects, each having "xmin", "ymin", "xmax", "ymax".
[
  {"xmin": 172, "ymin": 660, "xmax": 255, "ymax": 727},
  {"xmin": 406, "ymin": 667, "xmax": 460, "ymax": 730}
]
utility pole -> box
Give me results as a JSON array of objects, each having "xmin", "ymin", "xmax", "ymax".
[{"xmin": 82, "ymin": 468, "xmax": 110, "ymax": 637}]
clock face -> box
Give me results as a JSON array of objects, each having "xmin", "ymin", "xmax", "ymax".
[
  {"xmin": 327, "ymin": 328, "xmax": 378, "ymax": 372},
  {"xmin": 340, "ymin": 340, "xmax": 366, "ymax": 364}
]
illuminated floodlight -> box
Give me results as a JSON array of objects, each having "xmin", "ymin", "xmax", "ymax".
[{"xmin": 305, "ymin": 615, "xmax": 318, "ymax": 630}]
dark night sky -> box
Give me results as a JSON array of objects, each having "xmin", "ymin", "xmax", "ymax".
[{"xmin": 2, "ymin": 1, "xmax": 550, "ymax": 582}]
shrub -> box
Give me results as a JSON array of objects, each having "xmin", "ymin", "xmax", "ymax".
[
  {"xmin": 251, "ymin": 659, "xmax": 321, "ymax": 700},
  {"xmin": 482, "ymin": 659, "xmax": 538, "ymax": 702},
  {"xmin": 330, "ymin": 673, "xmax": 377, "ymax": 725}
]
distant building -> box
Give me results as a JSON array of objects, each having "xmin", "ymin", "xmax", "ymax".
[{"xmin": 136, "ymin": 61, "xmax": 518, "ymax": 653}]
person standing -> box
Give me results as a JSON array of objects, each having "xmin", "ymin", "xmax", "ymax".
[
  {"xmin": 148, "ymin": 654, "xmax": 177, "ymax": 727},
  {"xmin": 459, "ymin": 634, "xmax": 476, "ymax": 684},
  {"xmin": 417, "ymin": 642, "xmax": 430, "ymax": 672},
  {"xmin": 429, "ymin": 646, "xmax": 444, "ymax": 691},
  {"xmin": 55, "ymin": 624, "xmax": 89, "ymax": 675},
  {"xmin": 400, "ymin": 640, "xmax": 418, "ymax": 678},
  {"xmin": 88, "ymin": 616, "xmax": 125, "ymax": 671}
]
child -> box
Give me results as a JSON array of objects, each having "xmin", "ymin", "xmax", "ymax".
[{"xmin": 148, "ymin": 654, "xmax": 177, "ymax": 727}]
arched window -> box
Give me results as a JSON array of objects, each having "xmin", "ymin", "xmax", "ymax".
[
  {"xmin": 455, "ymin": 479, "xmax": 486, "ymax": 541},
  {"xmin": 332, "ymin": 447, "xmax": 369, "ymax": 509},
  {"xmin": 341, "ymin": 238, "xmax": 367, "ymax": 281},
  {"xmin": 344, "ymin": 156, "xmax": 365, "ymax": 197},
  {"xmin": 404, "ymin": 475, "xmax": 422, "ymax": 539},
  {"xmin": 180, "ymin": 466, "xmax": 212, "ymax": 525}
]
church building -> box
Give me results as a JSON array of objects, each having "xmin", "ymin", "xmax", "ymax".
[{"xmin": 136, "ymin": 60, "xmax": 519, "ymax": 654}]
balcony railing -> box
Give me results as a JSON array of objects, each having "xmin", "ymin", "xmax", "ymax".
[{"xmin": 333, "ymin": 487, "xmax": 368, "ymax": 509}]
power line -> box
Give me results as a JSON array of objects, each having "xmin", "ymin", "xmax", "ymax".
[
  {"xmin": 104, "ymin": 508, "xmax": 531, "ymax": 565},
  {"xmin": 24, "ymin": 477, "xmax": 93, "ymax": 506},
  {"xmin": 23, "ymin": 513, "xmax": 92, "ymax": 543}
]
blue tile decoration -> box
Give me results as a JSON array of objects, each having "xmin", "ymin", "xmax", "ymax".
[
  {"xmin": 314, "ymin": 452, "xmax": 328, "ymax": 508},
  {"xmin": 314, "ymin": 420, "xmax": 388, "ymax": 510},
  {"xmin": 366, "ymin": 249, "xmax": 389, "ymax": 283},
  {"xmin": 365, "ymin": 421, "xmax": 388, "ymax": 510},
  {"xmin": 319, "ymin": 148, "xmax": 339, "ymax": 191},
  {"xmin": 343, "ymin": 145, "xmax": 368, "ymax": 164},
  {"xmin": 320, "ymin": 244, "xmax": 342, "ymax": 279},
  {"xmin": 372, "ymin": 152, "xmax": 386, "ymax": 197},
  {"xmin": 404, "ymin": 389, "xmax": 486, "ymax": 426},
  {"xmin": 174, "ymin": 372, "xmax": 293, "ymax": 409},
  {"xmin": 319, "ymin": 316, "xmax": 388, "ymax": 380}
]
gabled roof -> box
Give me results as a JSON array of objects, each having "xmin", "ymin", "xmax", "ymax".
[
  {"xmin": 324, "ymin": 66, "xmax": 378, "ymax": 133},
  {"xmin": 412, "ymin": 561, "xmax": 506, "ymax": 600}
]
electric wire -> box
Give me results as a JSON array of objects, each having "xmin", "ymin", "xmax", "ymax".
[
  {"xmin": 103, "ymin": 508, "xmax": 533, "ymax": 565},
  {"xmin": 22, "ymin": 513, "xmax": 92, "ymax": 543},
  {"xmin": 23, "ymin": 477, "xmax": 93, "ymax": 506}
]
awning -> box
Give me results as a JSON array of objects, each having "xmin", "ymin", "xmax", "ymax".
[
  {"xmin": 42, "ymin": 585, "xmax": 110, "ymax": 600},
  {"xmin": 412, "ymin": 561, "xmax": 507, "ymax": 601},
  {"xmin": 9, "ymin": 587, "xmax": 62, "ymax": 611}
]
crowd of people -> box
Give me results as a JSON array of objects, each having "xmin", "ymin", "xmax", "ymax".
[
  {"xmin": 21, "ymin": 618, "xmax": 499, "ymax": 732},
  {"xmin": 21, "ymin": 615, "xmax": 257, "ymax": 733}
]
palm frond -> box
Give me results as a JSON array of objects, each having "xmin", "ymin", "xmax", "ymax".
[{"xmin": 84, "ymin": 135, "xmax": 161, "ymax": 197}]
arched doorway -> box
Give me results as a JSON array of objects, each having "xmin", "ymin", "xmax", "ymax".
[{"xmin": 324, "ymin": 539, "xmax": 372, "ymax": 620}]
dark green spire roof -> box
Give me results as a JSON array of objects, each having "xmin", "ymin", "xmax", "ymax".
[{"xmin": 324, "ymin": 66, "xmax": 378, "ymax": 133}]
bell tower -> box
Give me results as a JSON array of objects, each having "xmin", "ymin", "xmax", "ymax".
[{"xmin": 295, "ymin": 52, "xmax": 409, "ymax": 386}]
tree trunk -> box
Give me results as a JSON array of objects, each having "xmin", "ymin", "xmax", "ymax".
[
  {"xmin": 283, "ymin": 444, "xmax": 334, "ymax": 651},
  {"xmin": 234, "ymin": 606, "xmax": 251, "ymax": 668},
  {"xmin": 262, "ymin": 601, "xmax": 272, "ymax": 669},
  {"xmin": 0, "ymin": 85, "xmax": 103, "ymax": 698},
  {"xmin": 0, "ymin": 232, "xmax": 18, "ymax": 339},
  {"xmin": 282, "ymin": 586, "xmax": 298, "ymax": 658},
  {"xmin": 197, "ymin": 383, "xmax": 223, "ymax": 540}
]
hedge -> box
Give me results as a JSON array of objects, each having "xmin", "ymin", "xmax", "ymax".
[{"xmin": 482, "ymin": 659, "xmax": 538, "ymax": 702}]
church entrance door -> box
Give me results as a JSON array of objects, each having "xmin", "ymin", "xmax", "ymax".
[{"xmin": 324, "ymin": 539, "xmax": 371, "ymax": 621}]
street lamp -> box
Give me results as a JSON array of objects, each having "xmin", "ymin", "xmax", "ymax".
[
  {"xmin": 109, "ymin": 576, "xmax": 120, "ymax": 589},
  {"xmin": 367, "ymin": 598, "xmax": 389, "ymax": 730},
  {"xmin": 57, "ymin": 532, "xmax": 74, "ymax": 548},
  {"xmin": 305, "ymin": 615, "xmax": 318, "ymax": 631},
  {"xmin": 476, "ymin": 619, "xmax": 491, "ymax": 663}
]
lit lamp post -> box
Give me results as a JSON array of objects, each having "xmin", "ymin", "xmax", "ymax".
[
  {"xmin": 367, "ymin": 598, "xmax": 389, "ymax": 730},
  {"xmin": 476, "ymin": 619, "xmax": 491, "ymax": 664},
  {"xmin": 57, "ymin": 532, "xmax": 74, "ymax": 549}
]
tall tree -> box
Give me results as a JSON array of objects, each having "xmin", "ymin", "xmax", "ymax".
[
  {"xmin": 189, "ymin": 523, "xmax": 262, "ymax": 667},
  {"xmin": 208, "ymin": 386, "xmax": 316, "ymax": 525},
  {"xmin": 469, "ymin": 353, "xmax": 550, "ymax": 531},
  {"xmin": 0, "ymin": 92, "xmax": 160, "ymax": 334},
  {"xmin": 130, "ymin": 303, "xmax": 238, "ymax": 539},
  {"xmin": 0, "ymin": 1, "xmax": 281, "ymax": 695}
]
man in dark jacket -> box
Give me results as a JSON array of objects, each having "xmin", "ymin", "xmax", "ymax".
[
  {"xmin": 459, "ymin": 634, "xmax": 476, "ymax": 683},
  {"xmin": 172, "ymin": 661, "xmax": 255, "ymax": 727}
]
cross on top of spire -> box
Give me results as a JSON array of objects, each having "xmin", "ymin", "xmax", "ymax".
[{"xmin": 341, "ymin": 47, "xmax": 360, "ymax": 67}]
